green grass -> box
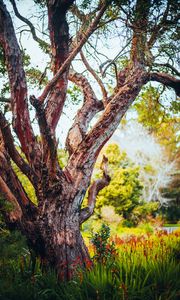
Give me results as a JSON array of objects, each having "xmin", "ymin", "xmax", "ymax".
[{"xmin": 0, "ymin": 229, "xmax": 180, "ymax": 300}]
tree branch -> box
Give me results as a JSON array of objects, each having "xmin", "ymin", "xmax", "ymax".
[
  {"xmin": 66, "ymin": 69, "xmax": 104, "ymax": 154},
  {"xmin": 130, "ymin": 0, "xmax": 151, "ymax": 66},
  {"xmin": 0, "ymin": 1, "xmax": 39, "ymax": 164},
  {"xmin": 0, "ymin": 175, "xmax": 22, "ymax": 222},
  {"xmin": 30, "ymin": 96, "xmax": 59, "ymax": 176},
  {"xmin": 147, "ymin": 2, "xmax": 179, "ymax": 49},
  {"xmin": 0, "ymin": 112, "xmax": 37, "ymax": 184},
  {"xmin": 0, "ymin": 135, "xmax": 36, "ymax": 211},
  {"xmin": 67, "ymin": 68, "xmax": 148, "ymax": 180},
  {"xmin": 0, "ymin": 97, "xmax": 10, "ymax": 103},
  {"xmin": 80, "ymin": 50, "xmax": 108, "ymax": 106},
  {"xmin": 10, "ymin": 0, "xmax": 49, "ymax": 51},
  {"xmin": 70, "ymin": 4, "xmax": 86, "ymax": 22},
  {"xmin": 80, "ymin": 155, "xmax": 110, "ymax": 224},
  {"xmin": 149, "ymin": 72, "xmax": 180, "ymax": 96},
  {"xmin": 38, "ymin": 2, "xmax": 108, "ymax": 103},
  {"xmin": 153, "ymin": 63, "xmax": 180, "ymax": 77}
]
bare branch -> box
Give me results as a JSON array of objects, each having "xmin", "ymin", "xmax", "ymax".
[
  {"xmin": 100, "ymin": 39, "xmax": 131, "ymax": 78},
  {"xmin": 38, "ymin": 3, "xmax": 108, "ymax": 103},
  {"xmin": 80, "ymin": 155, "xmax": 110, "ymax": 223},
  {"xmin": 80, "ymin": 50, "xmax": 108, "ymax": 106},
  {"xmin": 70, "ymin": 4, "xmax": 86, "ymax": 22},
  {"xmin": 0, "ymin": 97, "xmax": 10, "ymax": 103},
  {"xmin": 10, "ymin": 0, "xmax": 49, "ymax": 50},
  {"xmin": 153, "ymin": 63, "xmax": 180, "ymax": 77},
  {"xmin": 150, "ymin": 72, "xmax": 180, "ymax": 96},
  {"xmin": 147, "ymin": 2, "xmax": 179, "ymax": 49}
]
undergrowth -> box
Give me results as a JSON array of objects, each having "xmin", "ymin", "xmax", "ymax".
[{"xmin": 0, "ymin": 225, "xmax": 180, "ymax": 300}]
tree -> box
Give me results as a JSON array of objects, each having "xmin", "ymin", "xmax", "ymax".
[
  {"xmin": 133, "ymin": 85, "xmax": 180, "ymax": 158},
  {"xmin": 115, "ymin": 121, "xmax": 176, "ymax": 204},
  {"xmin": 0, "ymin": 0, "xmax": 179, "ymax": 280},
  {"xmin": 95, "ymin": 144, "xmax": 143, "ymax": 218}
]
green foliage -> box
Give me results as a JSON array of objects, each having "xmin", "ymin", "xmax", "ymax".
[
  {"xmin": 0, "ymin": 211, "xmax": 27, "ymax": 265},
  {"xmin": 57, "ymin": 149, "xmax": 69, "ymax": 169},
  {"xmin": 133, "ymin": 85, "xmax": 180, "ymax": 156},
  {"xmin": 12, "ymin": 160, "xmax": 37, "ymax": 205},
  {"xmin": 67, "ymin": 84, "xmax": 82, "ymax": 105},
  {"xmin": 0, "ymin": 47, "xmax": 6, "ymax": 76},
  {"xmin": 26, "ymin": 67, "xmax": 48, "ymax": 87},
  {"xmin": 131, "ymin": 201, "xmax": 159, "ymax": 225},
  {"xmin": 96, "ymin": 144, "xmax": 143, "ymax": 218},
  {"xmin": 98, "ymin": 167, "xmax": 142, "ymax": 216},
  {"xmin": 91, "ymin": 224, "xmax": 117, "ymax": 264},
  {"xmin": 0, "ymin": 229, "xmax": 180, "ymax": 299}
]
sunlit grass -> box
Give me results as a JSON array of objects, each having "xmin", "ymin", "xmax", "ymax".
[{"xmin": 0, "ymin": 228, "xmax": 180, "ymax": 299}]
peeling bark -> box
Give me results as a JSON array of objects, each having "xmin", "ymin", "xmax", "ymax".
[{"xmin": 0, "ymin": 2, "xmax": 39, "ymax": 165}]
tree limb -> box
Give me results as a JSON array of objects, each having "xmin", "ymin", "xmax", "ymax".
[
  {"xmin": 66, "ymin": 69, "xmax": 104, "ymax": 154},
  {"xmin": 0, "ymin": 1, "xmax": 39, "ymax": 164},
  {"xmin": 0, "ymin": 112, "xmax": 37, "ymax": 184},
  {"xmin": 147, "ymin": 2, "xmax": 179, "ymax": 49},
  {"xmin": 0, "ymin": 97, "xmax": 10, "ymax": 103},
  {"xmin": 80, "ymin": 155, "xmax": 110, "ymax": 224},
  {"xmin": 38, "ymin": 2, "xmax": 108, "ymax": 103},
  {"xmin": 80, "ymin": 50, "xmax": 108, "ymax": 106},
  {"xmin": 149, "ymin": 72, "xmax": 180, "ymax": 96},
  {"xmin": 30, "ymin": 95, "xmax": 59, "ymax": 176},
  {"xmin": 0, "ymin": 175, "xmax": 22, "ymax": 222},
  {"xmin": 70, "ymin": 4, "xmax": 86, "ymax": 22},
  {"xmin": 153, "ymin": 63, "xmax": 180, "ymax": 77},
  {"xmin": 10, "ymin": 0, "xmax": 49, "ymax": 51},
  {"xmin": 67, "ymin": 68, "xmax": 148, "ymax": 180},
  {"xmin": 0, "ymin": 135, "xmax": 36, "ymax": 211},
  {"xmin": 130, "ymin": 0, "xmax": 151, "ymax": 66}
]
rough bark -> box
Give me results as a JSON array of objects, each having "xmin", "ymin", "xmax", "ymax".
[{"xmin": 0, "ymin": 1, "xmax": 40, "ymax": 165}]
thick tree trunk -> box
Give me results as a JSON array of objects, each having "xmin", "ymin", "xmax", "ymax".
[{"xmin": 23, "ymin": 190, "xmax": 91, "ymax": 281}]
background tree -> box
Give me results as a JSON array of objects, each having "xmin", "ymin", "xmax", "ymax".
[
  {"xmin": 95, "ymin": 144, "xmax": 143, "ymax": 219},
  {"xmin": 94, "ymin": 143, "xmax": 159, "ymax": 226},
  {"xmin": 0, "ymin": 0, "xmax": 179, "ymax": 280},
  {"xmin": 132, "ymin": 85, "xmax": 179, "ymax": 158}
]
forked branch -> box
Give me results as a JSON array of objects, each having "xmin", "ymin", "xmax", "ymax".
[
  {"xmin": 30, "ymin": 96, "xmax": 59, "ymax": 175},
  {"xmin": 66, "ymin": 69, "xmax": 104, "ymax": 154}
]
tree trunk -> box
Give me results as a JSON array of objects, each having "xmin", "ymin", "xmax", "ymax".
[{"xmin": 23, "ymin": 190, "xmax": 91, "ymax": 281}]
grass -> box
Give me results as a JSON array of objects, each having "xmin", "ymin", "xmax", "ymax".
[{"xmin": 0, "ymin": 228, "xmax": 180, "ymax": 299}]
